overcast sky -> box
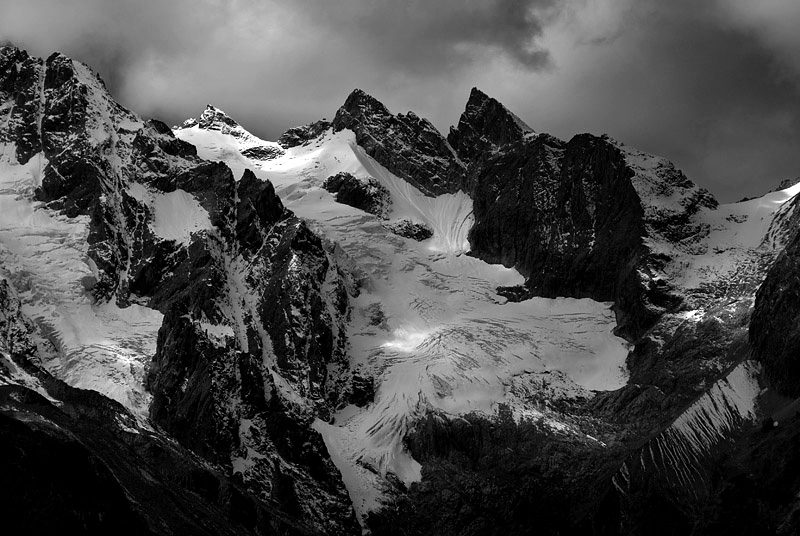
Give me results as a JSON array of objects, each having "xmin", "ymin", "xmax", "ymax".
[{"xmin": 2, "ymin": 0, "xmax": 799, "ymax": 201}]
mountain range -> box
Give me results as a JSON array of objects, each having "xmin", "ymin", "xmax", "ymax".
[{"xmin": 1, "ymin": 45, "xmax": 800, "ymax": 535}]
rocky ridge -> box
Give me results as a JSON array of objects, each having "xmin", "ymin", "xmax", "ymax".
[
  {"xmin": 331, "ymin": 89, "xmax": 467, "ymax": 196},
  {"xmin": 0, "ymin": 45, "xmax": 358, "ymax": 534}
]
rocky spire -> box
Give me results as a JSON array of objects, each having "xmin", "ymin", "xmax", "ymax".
[{"xmin": 448, "ymin": 87, "xmax": 534, "ymax": 165}]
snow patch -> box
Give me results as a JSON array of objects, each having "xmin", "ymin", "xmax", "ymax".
[{"xmin": 127, "ymin": 183, "xmax": 213, "ymax": 244}]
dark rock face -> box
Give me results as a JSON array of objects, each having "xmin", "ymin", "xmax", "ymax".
[
  {"xmin": 447, "ymin": 87, "xmax": 534, "ymax": 166},
  {"xmin": 367, "ymin": 408, "xmax": 619, "ymax": 536},
  {"xmin": 331, "ymin": 89, "xmax": 467, "ymax": 195},
  {"xmin": 0, "ymin": 408, "xmax": 155, "ymax": 536},
  {"xmin": 141, "ymin": 165, "xmax": 358, "ymax": 533},
  {"xmin": 236, "ymin": 168, "xmax": 287, "ymax": 249},
  {"xmin": 323, "ymin": 171, "xmax": 391, "ymax": 218},
  {"xmin": 383, "ymin": 219, "xmax": 434, "ymax": 241},
  {"xmin": 0, "ymin": 384, "xmax": 314, "ymax": 536},
  {"xmin": 471, "ymin": 134, "xmax": 676, "ymax": 340},
  {"xmin": 278, "ymin": 119, "xmax": 331, "ymax": 148},
  {"xmin": 750, "ymin": 230, "xmax": 800, "ymax": 396},
  {"xmin": 241, "ymin": 145, "xmax": 284, "ymax": 160},
  {"xmin": 0, "ymin": 46, "xmax": 44, "ymax": 163}
]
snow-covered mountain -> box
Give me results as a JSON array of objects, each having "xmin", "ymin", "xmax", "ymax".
[{"xmin": 2, "ymin": 45, "xmax": 800, "ymax": 535}]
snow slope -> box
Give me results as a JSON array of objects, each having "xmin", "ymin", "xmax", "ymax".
[
  {"xmin": 614, "ymin": 360, "xmax": 762, "ymax": 496},
  {"xmin": 176, "ymin": 122, "xmax": 631, "ymax": 520},
  {"xmin": 624, "ymin": 144, "xmax": 800, "ymax": 308},
  {"xmin": 127, "ymin": 183, "xmax": 214, "ymax": 244},
  {"xmin": 0, "ymin": 145, "xmax": 163, "ymax": 417}
]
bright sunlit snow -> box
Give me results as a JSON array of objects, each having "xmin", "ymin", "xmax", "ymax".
[
  {"xmin": 127, "ymin": 183, "xmax": 213, "ymax": 244},
  {"xmin": 0, "ymin": 145, "xmax": 162, "ymax": 418}
]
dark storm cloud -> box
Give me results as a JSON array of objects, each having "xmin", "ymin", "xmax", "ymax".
[
  {"xmin": 0, "ymin": 0, "xmax": 557, "ymax": 136},
  {"xmin": 0, "ymin": 0, "xmax": 221, "ymax": 106},
  {"xmin": 0, "ymin": 0, "xmax": 798, "ymax": 201},
  {"xmin": 293, "ymin": 0, "xmax": 557, "ymax": 73},
  {"xmin": 480, "ymin": 0, "xmax": 800, "ymax": 200}
]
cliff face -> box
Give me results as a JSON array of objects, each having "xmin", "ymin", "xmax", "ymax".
[
  {"xmin": 750, "ymin": 214, "xmax": 800, "ymax": 397},
  {"xmin": 468, "ymin": 132, "xmax": 718, "ymax": 341}
]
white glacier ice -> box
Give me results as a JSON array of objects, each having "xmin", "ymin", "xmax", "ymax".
[{"xmin": 176, "ymin": 124, "xmax": 633, "ymax": 520}]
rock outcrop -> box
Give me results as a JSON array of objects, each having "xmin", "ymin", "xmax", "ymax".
[
  {"xmin": 278, "ymin": 119, "xmax": 331, "ymax": 148},
  {"xmin": 383, "ymin": 219, "xmax": 433, "ymax": 241},
  {"xmin": 323, "ymin": 171, "xmax": 391, "ymax": 218}
]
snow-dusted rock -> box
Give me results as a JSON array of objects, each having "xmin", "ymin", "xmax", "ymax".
[
  {"xmin": 323, "ymin": 171, "xmax": 391, "ymax": 218},
  {"xmin": 331, "ymin": 89, "xmax": 467, "ymax": 196}
]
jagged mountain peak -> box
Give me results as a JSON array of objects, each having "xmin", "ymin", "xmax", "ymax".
[
  {"xmin": 332, "ymin": 88, "xmax": 396, "ymax": 136},
  {"xmin": 199, "ymin": 104, "xmax": 239, "ymax": 128},
  {"xmin": 0, "ymin": 43, "xmax": 27, "ymax": 61},
  {"xmin": 331, "ymin": 88, "xmax": 467, "ymax": 195},
  {"xmin": 465, "ymin": 87, "xmax": 533, "ymax": 131},
  {"xmin": 1, "ymin": 45, "xmax": 139, "ymax": 167},
  {"xmin": 179, "ymin": 103, "xmax": 242, "ymax": 131},
  {"xmin": 176, "ymin": 103, "xmax": 286, "ymax": 159},
  {"xmin": 337, "ymin": 87, "xmax": 392, "ymax": 118},
  {"xmin": 448, "ymin": 86, "xmax": 534, "ymax": 164}
]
